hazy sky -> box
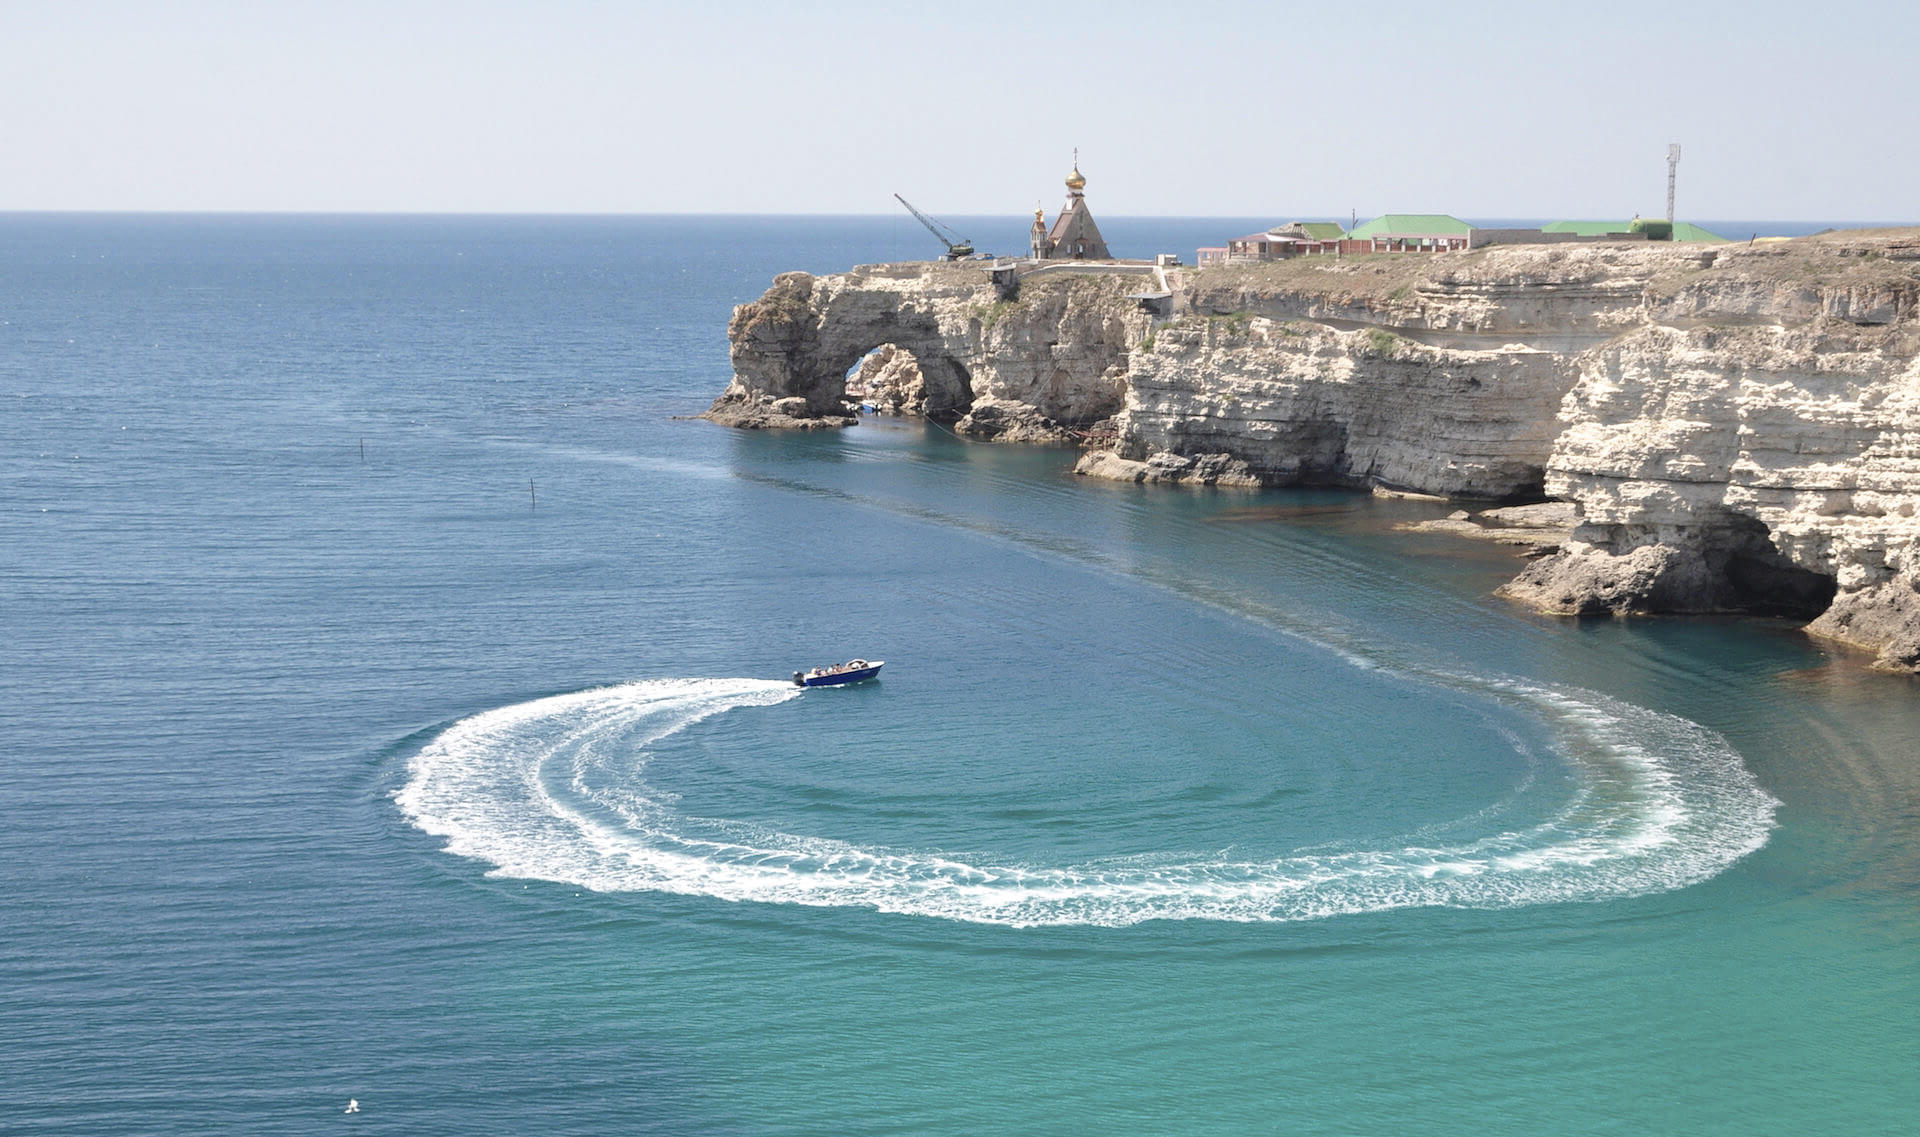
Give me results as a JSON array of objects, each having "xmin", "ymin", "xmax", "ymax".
[{"xmin": 4, "ymin": 0, "xmax": 1913, "ymax": 219}]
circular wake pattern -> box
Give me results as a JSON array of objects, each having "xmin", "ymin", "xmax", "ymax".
[{"xmin": 396, "ymin": 676, "xmax": 1778, "ymax": 927}]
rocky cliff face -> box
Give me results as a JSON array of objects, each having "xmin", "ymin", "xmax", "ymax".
[
  {"xmin": 1093, "ymin": 316, "xmax": 1569, "ymax": 496},
  {"xmin": 703, "ymin": 262, "xmax": 1147, "ymax": 441},
  {"xmin": 710, "ymin": 234, "xmax": 1920, "ymax": 670},
  {"xmin": 1089, "ymin": 236, "xmax": 1920, "ymax": 669},
  {"xmin": 1500, "ymin": 262, "xmax": 1920, "ymax": 669},
  {"xmin": 1081, "ymin": 243, "xmax": 1714, "ymax": 493}
]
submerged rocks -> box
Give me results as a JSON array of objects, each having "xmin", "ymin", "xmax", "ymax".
[
  {"xmin": 1399, "ymin": 502, "xmax": 1577, "ymax": 554},
  {"xmin": 1071, "ymin": 449, "xmax": 1264, "ymax": 487}
]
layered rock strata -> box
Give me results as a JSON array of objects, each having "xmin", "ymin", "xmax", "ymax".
[
  {"xmin": 1500, "ymin": 304, "xmax": 1920, "ymax": 668},
  {"xmin": 711, "ymin": 234, "xmax": 1920, "ymax": 669},
  {"xmin": 1099, "ymin": 237, "xmax": 1920, "ymax": 669},
  {"xmin": 1088, "ymin": 316, "xmax": 1567, "ymax": 496},
  {"xmin": 704, "ymin": 262, "xmax": 1147, "ymax": 442}
]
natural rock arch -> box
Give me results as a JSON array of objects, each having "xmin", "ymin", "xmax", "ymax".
[
  {"xmin": 704, "ymin": 270, "xmax": 982, "ymax": 428},
  {"xmin": 843, "ymin": 344, "xmax": 975, "ymax": 421}
]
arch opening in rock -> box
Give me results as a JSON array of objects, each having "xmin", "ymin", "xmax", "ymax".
[{"xmin": 835, "ymin": 342, "xmax": 974, "ymax": 423}]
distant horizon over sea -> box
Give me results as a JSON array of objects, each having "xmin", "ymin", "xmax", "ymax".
[
  {"xmin": 4, "ymin": 209, "xmax": 1900, "ymax": 264},
  {"xmin": 6, "ymin": 212, "xmax": 1918, "ymax": 1135},
  {"xmin": 5, "ymin": 210, "xmax": 1911, "ymax": 227}
]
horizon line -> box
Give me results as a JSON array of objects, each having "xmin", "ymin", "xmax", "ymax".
[{"xmin": 0, "ymin": 208, "xmax": 1913, "ymax": 226}]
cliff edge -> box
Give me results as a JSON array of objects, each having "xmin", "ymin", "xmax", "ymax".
[
  {"xmin": 709, "ymin": 233, "xmax": 1920, "ymax": 671},
  {"xmin": 702, "ymin": 262, "xmax": 1147, "ymax": 442}
]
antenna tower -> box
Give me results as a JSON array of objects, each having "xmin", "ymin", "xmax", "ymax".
[{"xmin": 1666, "ymin": 143, "xmax": 1682, "ymax": 225}]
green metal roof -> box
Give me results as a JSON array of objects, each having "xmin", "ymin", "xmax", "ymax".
[
  {"xmin": 1297, "ymin": 221, "xmax": 1347, "ymax": 240},
  {"xmin": 1542, "ymin": 219, "xmax": 1730, "ymax": 242},
  {"xmin": 1347, "ymin": 214, "xmax": 1472, "ymax": 238},
  {"xmin": 1541, "ymin": 220, "xmax": 1631, "ymax": 236},
  {"xmin": 1670, "ymin": 222, "xmax": 1729, "ymax": 242}
]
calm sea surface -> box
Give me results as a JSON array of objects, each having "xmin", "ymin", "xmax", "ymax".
[{"xmin": 4, "ymin": 215, "xmax": 1917, "ymax": 1134}]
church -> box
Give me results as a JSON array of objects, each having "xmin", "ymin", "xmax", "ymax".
[{"xmin": 1030, "ymin": 158, "xmax": 1111, "ymax": 260}]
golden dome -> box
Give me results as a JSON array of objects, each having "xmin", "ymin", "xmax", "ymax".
[{"xmin": 1065, "ymin": 165, "xmax": 1086, "ymax": 192}]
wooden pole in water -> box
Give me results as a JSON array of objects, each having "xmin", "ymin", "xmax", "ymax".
[
  {"xmin": 530, "ymin": 480, "xmax": 536, "ymax": 510},
  {"xmin": 359, "ymin": 438, "xmax": 366, "ymax": 463}
]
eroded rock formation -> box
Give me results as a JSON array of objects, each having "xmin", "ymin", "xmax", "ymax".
[
  {"xmin": 844, "ymin": 343, "xmax": 928, "ymax": 415},
  {"xmin": 1500, "ymin": 287, "xmax": 1920, "ymax": 667},
  {"xmin": 1097, "ymin": 236, "xmax": 1920, "ymax": 669},
  {"xmin": 710, "ymin": 233, "xmax": 1920, "ymax": 670},
  {"xmin": 1089, "ymin": 316, "xmax": 1566, "ymax": 495},
  {"xmin": 703, "ymin": 262, "xmax": 1147, "ymax": 442}
]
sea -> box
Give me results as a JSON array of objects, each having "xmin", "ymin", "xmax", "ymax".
[{"xmin": 4, "ymin": 213, "xmax": 1917, "ymax": 1135}]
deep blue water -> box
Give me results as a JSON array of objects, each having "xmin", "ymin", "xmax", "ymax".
[{"xmin": 4, "ymin": 215, "xmax": 1918, "ymax": 1134}]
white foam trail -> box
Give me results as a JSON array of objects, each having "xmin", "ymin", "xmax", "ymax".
[{"xmin": 396, "ymin": 677, "xmax": 1776, "ymax": 928}]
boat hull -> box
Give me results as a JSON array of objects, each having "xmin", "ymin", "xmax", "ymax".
[{"xmin": 799, "ymin": 663, "xmax": 883, "ymax": 687}]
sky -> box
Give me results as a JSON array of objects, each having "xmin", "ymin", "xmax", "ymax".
[{"xmin": 2, "ymin": 0, "xmax": 1914, "ymax": 220}]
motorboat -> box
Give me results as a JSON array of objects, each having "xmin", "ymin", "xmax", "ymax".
[{"xmin": 792, "ymin": 659, "xmax": 884, "ymax": 687}]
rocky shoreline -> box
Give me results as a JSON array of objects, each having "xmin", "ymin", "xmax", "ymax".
[
  {"xmin": 705, "ymin": 231, "xmax": 1920, "ymax": 672},
  {"xmin": 704, "ymin": 263, "xmax": 1142, "ymax": 445}
]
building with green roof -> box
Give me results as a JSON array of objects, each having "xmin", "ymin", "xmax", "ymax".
[
  {"xmin": 1669, "ymin": 223, "xmax": 1728, "ymax": 242},
  {"xmin": 1295, "ymin": 222, "xmax": 1347, "ymax": 240},
  {"xmin": 1543, "ymin": 219, "xmax": 1729, "ymax": 243},
  {"xmin": 1347, "ymin": 214, "xmax": 1473, "ymax": 251},
  {"xmin": 1348, "ymin": 214, "xmax": 1472, "ymax": 238}
]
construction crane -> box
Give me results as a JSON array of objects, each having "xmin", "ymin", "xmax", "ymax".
[{"xmin": 894, "ymin": 193, "xmax": 974, "ymax": 260}]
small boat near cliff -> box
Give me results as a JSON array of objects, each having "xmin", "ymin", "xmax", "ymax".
[{"xmin": 792, "ymin": 659, "xmax": 884, "ymax": 687}]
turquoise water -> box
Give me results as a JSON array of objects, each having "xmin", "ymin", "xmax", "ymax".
[{"xmin": 5, "ymin": 215, "xmax": 1917, "ymax": 1134}]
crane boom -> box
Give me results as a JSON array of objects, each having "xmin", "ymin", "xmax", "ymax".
[{"xmin": 893, "ymin": 193, "xmax": 974, "ymax": 260}]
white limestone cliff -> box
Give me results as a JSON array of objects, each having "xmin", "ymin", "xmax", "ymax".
[
  {"xmin": 703, "ymin": 262, "xmax": 1146, "ymax": 441},
  {"xmin": 1091, "ymin": 236, "xmax": 1920, "ymax": 669},
  {"xmin": 1092, "ymin": 316, "xmax": 1568, "ymax": 496},
  {"xmin": 1501, "ymin": 296, "xmax": 1920, "ymax": 669},
  {"xmin": 709, "ymin": 234, "xmax": 1920, "ymax": 670}
]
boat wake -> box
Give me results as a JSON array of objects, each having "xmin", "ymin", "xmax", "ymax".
[{"xmin": 395, "ymin": 675, "xmax": 1777, "ymax": 928}]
